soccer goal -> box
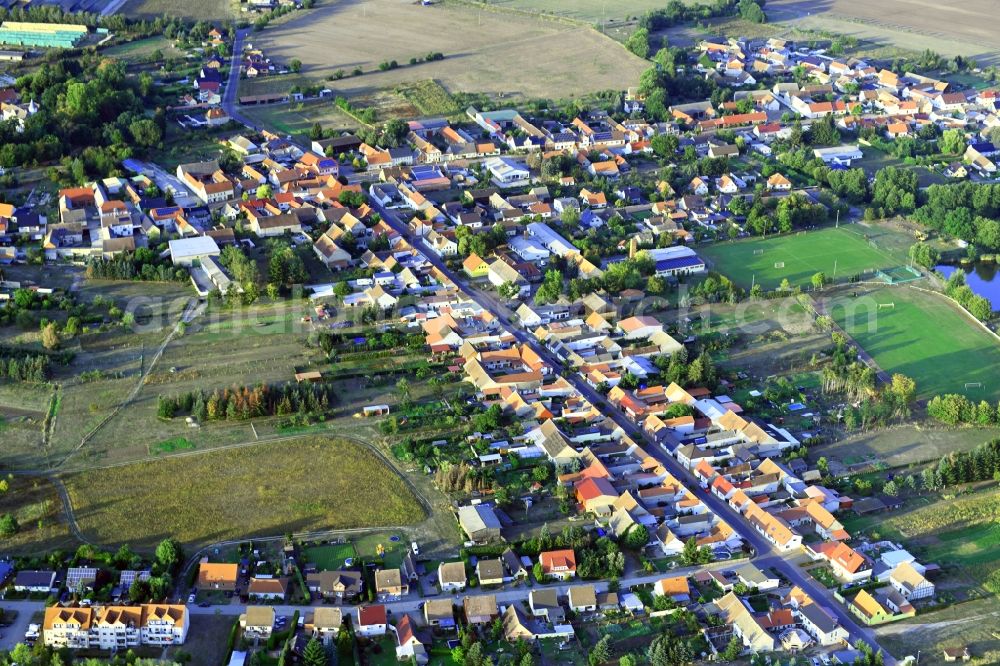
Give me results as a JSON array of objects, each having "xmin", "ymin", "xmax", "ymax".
[
  {"xmin": 869, "ymin": 240, "xmax": 879, "ymax": 249},
  {"xmin": 965, "ymin": 382, "xmax": 983, "ymax": 390},
  {"xmin": 877, "ymin": 302, "xmax": 895, "ymax": 310},
  {"xmin": 753, "ymin": 249, "xmax": 765, "ymax": 255},
  {"xmin": 774, "ymin": 262, "xmax": 786, "ymax": 269}
]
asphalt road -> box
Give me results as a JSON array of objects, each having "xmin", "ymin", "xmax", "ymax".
[
  {"xmin": 212, "ymin": 58, "xmax": 898, "ymax": 663},
  {"xmin": 367, "ymin": 200, "xmax": 897, "ymax": 664},
  {"xmin": 0, "ymin": 559, "xmax": 735, "ymax": 648}
]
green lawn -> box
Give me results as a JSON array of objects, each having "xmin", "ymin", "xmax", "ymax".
[
  {"xmin": 700, "ymin": 226, "xmax": 905, "ymax": 290},
  {"xmin": 830, "ymin": 286, "xmax": 1000, "ymax": 400},
  {"xmin": 303, "ymin": 543, "xmax": 357, "ymax": 570}
]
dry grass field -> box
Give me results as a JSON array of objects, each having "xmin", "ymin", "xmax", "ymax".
[
  {"xmin": 64, "ymin": 300, "xmax": 320, "ymax": 469},
  {"xmin": 122, "ymin": 0, "xmax": 236, "ymax": 21},
  {"xmin": 64, "ymin": 436, "xmax": 427, "ymax": 550},
  {"xmin": 0, "ymin": 476, "xmax": 75, "ymax": 555},
  {"xmin": 766, "ymin": 0, "xmax": 1000, "ymax": 60},
  {"xmin": 252, "ymin": 0, "xmax": 648, "ymax": 102}
]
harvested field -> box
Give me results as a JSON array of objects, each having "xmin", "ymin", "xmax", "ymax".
[
  {"xmin": 766, "ymin": 0, "xmax": 1000, "ymax": 61},
  {"xmin": 122, "ymin": 0, "xmax": 236, "ymax": 21},
  {"xmin": 252, "ymin": 0, "xmax": 648, "ymax": 102},
  {"xmin": 817, "ymin": 424, "xmax": 1000, "ymax": 469},
  {"xmin": 64, "ymin": 436, "xmax": 426, "ymax": 550}
]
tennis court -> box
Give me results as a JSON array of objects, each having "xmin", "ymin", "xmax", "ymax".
[{"xmin": 700, "ymin": 227, "xmax": 906, "ymax": 290}]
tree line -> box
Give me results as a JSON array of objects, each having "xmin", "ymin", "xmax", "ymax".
[
  {"xmin": 157, "ymin": 381, "xmax": 337, "ymax": 421},
  {"xmin": 0, "ymin": 352, "xmax": 50, "ymax": 382},
  {"xmin": 86, "ymin": 250, "xmax": 188, "ymax": 283},
  {"xmin": 942, "ymin": 270, "xmax": 993, "ymax": 321}
]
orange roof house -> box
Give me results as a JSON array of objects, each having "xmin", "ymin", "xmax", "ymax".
[
  {"xmin": 197, "ymin": 560, "xmax": 239, "ymax": 591},
  {"xmin": 539, "ymin": 550, "xmax": 577, "ymax": 578}
]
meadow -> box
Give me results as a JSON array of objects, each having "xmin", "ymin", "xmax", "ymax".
[
  {"xmin": 240, "ymin": 100, "xmax": 359, "ymax": 142},
  {"xmin": 0, "ymin": 476, "xmax": 75, "ymax": 554},
  {"xmin": 251, "ymin": 0, "xmax": 647, "ymax": 102},
  {"xmin": 829, "ymin": 286, "xmax": 1000, "ymax": 401},
  {"xmin": 122, "ymin": 0, "xmax": 235, "ymax": 21},
  {"xmin": 700, "ymin": 226, "xmax": 906, "ymax": 290},
  {"xmin": 845, "ymin": 487, "xmax": 1000, "ymax": 595},
  {"xmin": 64, "ymin": 437, "xmax": 427, "ymax": 550}
]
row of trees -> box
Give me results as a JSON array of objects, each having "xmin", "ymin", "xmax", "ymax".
[
  {"xmin": 86, "ymin": 250, "xmax": 187, "ymax": 282},
  {"xmin": 157, "ymin": 382, "xmax": 336, "ymax": 422},
  {"xmin": 926, "ymin": 393, "xmax": 1000, "ymax": 427},
  {"xmin": 944, "ymin": 270, "xmax": 993, "ymax": 322},
  {"xmin": 921, "ymin": 439, "xmax": 1000, "ymax": 490},
  {"xmin": 0, "ymin": 353, "xmax": 50, "ymax": 382}
]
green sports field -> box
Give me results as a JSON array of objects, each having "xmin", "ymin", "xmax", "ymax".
[
  {"xmin": 829, "ymin": 286, "xmax": 1000, "ymax": 401},
  {"xmin": 701, "ymin": 227, "xmax": 905, "ymax": 290}
]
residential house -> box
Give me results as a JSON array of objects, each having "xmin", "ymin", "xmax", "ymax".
[
  {"xmin": 14, "ymin": 570, "xmax": 56, "ymax": 593},
  {"xmin": 889, "ymin": 562, "xmax": 934, "ymax": 600},
  {"xmin": 653, "ymin": 576, "xmax": 691, "ymax": 603},
  {"xmin": 568, "ymin": 585, "xmax": 598, "ymax": 613},
  {"xmin": 423, "ymin": 599, "xmax": 456, "ymax": 629},
  {"xmin": 476, "ymin": 559, "xmax": 505, "ymax": 587},
  {"xmin": 305, "ymin": 607, "xmax": 342, "ymax": 645},
  {"xmin": 716, "ymin": 592, "xmax": 776, "ymax": 652},
  {"xmin": 529, "ymin": 589, "xmax": 565, "ymax": 624},
  {"xmin": 438, "ymin": 562, "xmax": 467, "ymax": 592},
  {"xmin": 247, "ymin": 577, "xmax": 288, "ymax": 601},
  {"xmin": 240, "ymin": 606, "xmax": 275, "ymax": 639},
  {"xmin": 393, "ymin": 614, "xmax": 429, "ymax": 665},
  {"xmin": 306, "ymin": 570, "xmax": 363, "ymax": 601},
  {"xmin": 796, "ymin": 602, "xmax": 848, "ymax": 647},
  {"xmin": 374, "ymin": 568, "xmax": 408, "ymax": 598},
  {"xmin": 356, "ymin": 605, "xmax": 389, "ymax": 637},
  {"xmin": 197, "ymin": 560, "xmax": 238, "ymax": 592},
  {"xmin": 463, "ymin": 594, "xmax": 499, "ymax": 625},
  {"xmin": 539, "ymin": 550, "xmax": 577, "ymax": 580}
]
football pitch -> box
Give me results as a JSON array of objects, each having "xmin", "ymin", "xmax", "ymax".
[
  {"xmin": 700, "ymin": 227, "xmax": 904, "ymax": 290},
  {"xmin": 829, "ymin": 286, "xmax": 1000, "ymax": 401}
]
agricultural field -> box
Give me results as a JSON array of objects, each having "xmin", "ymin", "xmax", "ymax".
[
  {"xmin": 817, "ymin": 425, "xmax": 1000, "ymax": 469},
  {"xmin": 394, "ymin": 80, "xmax": 461, "ymax": 117},
  {"xmin": 485, "ymin": 0, "xmax": 701, "ymax": 23},
  {"xmin": 700, "ymin": 225, "xmax": 908, "ymax": 290},
  {"xmin": 122, "ymin": 0, "xmax": 236, "ymax": 21},
  {"xmin": 765, "ymin": 0, "xmax": 1000, "ymax": 59},
  {"xmin": 240, "ymin": 100, "xmax": 359, "ymax": 142},
  {"xmin": 102, "ymin": 36, "xmax": 185, "ymax": 63},
  {"xmin": 64, "ymin": 436, "xmax": 427, "ymax": 550},
  {"xmin": 844, "ymin": 486, "xmax": 1000, "ymax": 596},
  {"xmin": 251, "ymin": 0, "xmax": 647, "ymax": 102},
  {"xmin": 829, "ymin": 286, "xmax": 1000, "ymax": 401},
  {"xmin": 0, "ymin": 476, "xmax": 75, "ymax": 554}
]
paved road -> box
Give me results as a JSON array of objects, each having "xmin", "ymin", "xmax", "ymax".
[
  {"xmin": 0, "ymin": 601, "xmax": 41, "ymax": 651},
  {"xmin": 222, "ymin": 30, "xmax": 256, "ymax": 130},
  {"xmin": 213, "ymin": 72, "xmax": 898, "ymax": 664},
  {"xmin": 0, "ymin": 559, "xmax": 734, "ymax": 648},
  {"xmin": 367, "ymin": 200, "xmax": 897, "ymax": 664}
]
